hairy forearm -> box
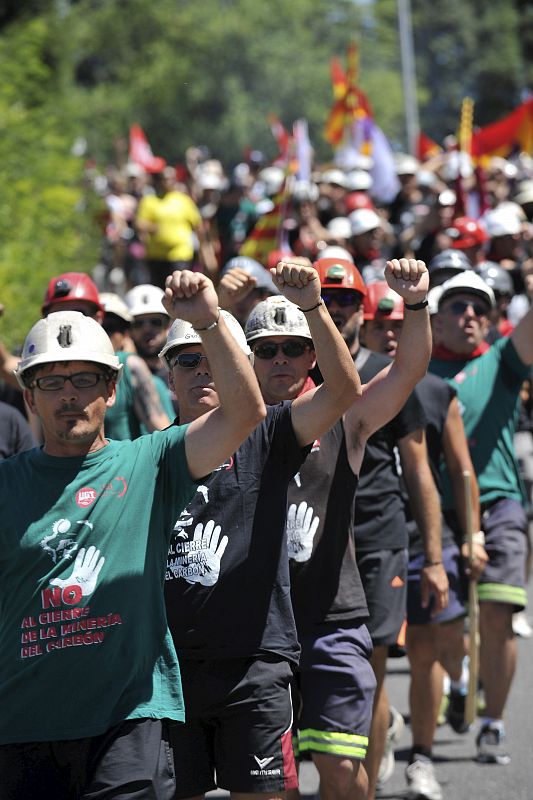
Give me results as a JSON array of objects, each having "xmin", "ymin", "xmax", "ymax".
[{"xmin": 393, "ymin": 307, "xmax": 431, "ymax": 385}]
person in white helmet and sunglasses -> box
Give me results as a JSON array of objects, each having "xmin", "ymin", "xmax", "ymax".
[{"xmin": 0, "ymin": 270, "xmax": 266, "ymax": 799}]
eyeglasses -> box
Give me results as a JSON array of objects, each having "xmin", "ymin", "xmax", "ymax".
[
  {"xmin": 169, "ymin": 352, "xmax": 209, "ymax": 369},
  {"xmin": 447, "ymin": 299, "xmax": 489, "ymax": 317},
  {"xmin": 321, "ymin": 291, "xmax": 361, "ymax": 308},
  {"xmin": 252, "ymin": 341, "xmax": 309, "ymax": 360},
  {"xmin": 31, "ymin": 372, "xmax": 107, "ymax": 392},
  {"xmin": 132, "ymin": 317, "xmax": 167, "ymax": 330}
]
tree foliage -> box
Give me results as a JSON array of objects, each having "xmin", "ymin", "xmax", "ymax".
[{"xmin": 0, "ymin": 0, "xmax": 529, "ymax": 348}]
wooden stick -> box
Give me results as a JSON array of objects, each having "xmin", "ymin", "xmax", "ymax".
[{"xmin": 463, "ymin": 469, "xmax": 479, "ymax": 728}]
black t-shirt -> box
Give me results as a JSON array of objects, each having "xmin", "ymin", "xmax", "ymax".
[
  {"xmin": 0, "ymin": 401, "xmax": 35, "ymax": 460},
  {"xmin": 405, "ymin": 373, "xmax": 457, "ymax": 555},
  {"xmin": 165, "ymin": 402, "xmax": 307, "ymax": 664},
  {"xmin": 355, "ymin": 349, "xmax": 427, "ymax": 551},
  {"xmin": 288, "ymin": 420, "xmax": 368, "ymax": 632}
]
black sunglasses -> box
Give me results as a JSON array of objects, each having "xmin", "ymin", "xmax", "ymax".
[
  {"xmin": 321, "ymin": 291, "xmax": 361, "ymax": 308},
  {"xmin": 447, "ymin": 299, "xmax": 489, "ymax": 317},
  {"xmin": 32, "ymin": 372, "xmax": 107, "ymax": 392},
  {"xmin": 132, "ymin": 317, "xmax": 167, "ymax": 330},
  {"xmin": 253, "ymin": 341, "xmax": 309, "ymax": 360},
  {"xmin": 169, "ymin": 352, "xmax": 209, "ymax": 369}
]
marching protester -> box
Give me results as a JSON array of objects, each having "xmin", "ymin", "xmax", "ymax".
[
  {"xmin": 162, "ymin": 259, "xmax": 360, "ymax": 800},
  {"xmin": 0, "ymin": 270, "xmax": 266, "ymax": 798},
  {"xmin": 246, "ymin": 257, "xmax": 431, "ymax": 800}
]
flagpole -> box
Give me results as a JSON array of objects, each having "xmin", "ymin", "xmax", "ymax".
[{"xmin": 397, "ymin": 0, "xmax": 419, "ymax": 156}]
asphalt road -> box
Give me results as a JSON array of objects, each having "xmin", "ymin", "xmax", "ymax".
[
  {"xmin": 209, "ymin": 586, "xmax": 533, "ymax": 800},
  {"xmin": 297, "ymin": 591, "xmax": 533, "ymax": 800}
]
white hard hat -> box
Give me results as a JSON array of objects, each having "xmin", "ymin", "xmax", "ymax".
[
  {"xmin": 316, "ymin": 245, "xmax": 354, "ymax": 263},
  {"xmin": 327, "ymin": 217, "xmax": 352, "ymax": 240},
  {"xmin": 320, "ymin": 169, "xmax": 347, "ymax": 188},
  {"xmin": 427, "ymin": 285, "xmax": 444, "ymax": 316},
  {"xmin": 159, "ymin": 310, "xmax": 251, "ymax": 362},
  {"xmin": 345, "ymin": 169, "xmax": 373, "ymax": 192},
  {"xmin": 438, "ymin": 271, "xmax": 495, "ymax": 310},
  {"xmin": 258, "ymin": 166, "xmax": 285, "ymax": 196},
  {"xmin": 99, "ymin": 292, "xmax": 133, "ymax": 323},
  {"xmin": 245, "ymin": 296, "xmax": 312, "ymax": 344},
  {"xmin": 349, "ymin": 208, "xmax": 381, "ymax": 236},
  {"xmin": 15, "ymin": 311, "xmax": 122, "ymax": 389},
  {"xmin": 481, "ymin": 207, "xmax": 522, "ymax": 237},
  {"xmin": 125, "ymin": 284, "xmax": 169, "ymax": 317},
  {"xmin": 395, "ymin": 154, "xmax": 420, "ymax": 176}
]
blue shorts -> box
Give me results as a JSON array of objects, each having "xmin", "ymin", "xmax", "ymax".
[
  {"xmin": 292, "ymin": 623, "xmax": 376, "ymax": 761},
  {"xmin": 478, "ymin": 498, "xmax": 528, "ymax": 610},
  {"xmin": 407, "ymin": 543, "xmax": 466, "ymax": 625},
  {"xmin": 170, "ymin": 656, "xmax": 298, "ymax": 796},
  {"xmin": 357, "ymin": 548, "xmax": 408, "ymax": 646}
]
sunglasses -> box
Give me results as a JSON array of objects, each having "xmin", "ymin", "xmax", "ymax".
[
  {"xmin": 169, "ymin": 352, "xmax": 209, "ymax": 369},
  {"xmin": 132, "ymin": 317, "xmax": 167, "ymax": 330},
  {"xmin": 32, "ymin": 372, "xmax": 107, "ymax": 392},
  {"xmin": 252, "ymin": 341, "xmax": 309, "ymax": 360},
  {"xmin": 447, "ymin": 299, "xmax": 489, "ymax": 317},
  {"xmin": 321, "ymin": 291, "xmax": 361, "ymax": 308}
]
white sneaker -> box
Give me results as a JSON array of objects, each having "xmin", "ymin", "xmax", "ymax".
[
  {"xmin": 377, "ymin": 706, "xmax": 405, "ymax": 788},
  {"xmin": 405, "ymin": 759, "xmax": 443, "ymax": 800},
  {"xmin": 512, "ymin": 611, "xmax": 532, "ymax": 638}
]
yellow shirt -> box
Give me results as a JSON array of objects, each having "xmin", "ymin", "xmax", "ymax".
[{"xmin": 137, "ymin": 191, "xmax": 201, "ymax": 261}]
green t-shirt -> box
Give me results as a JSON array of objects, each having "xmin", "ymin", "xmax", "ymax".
[
  {"xmin": 429, "ymin": 336, "xmax": 529, "ymax": 509},
  {"xmin": 0, "ymin": 425, "xmax": 196, "ymax": 744},
  {"xmin": 104, "ymin": 351, "xmax": 141, "ymax": 441}
]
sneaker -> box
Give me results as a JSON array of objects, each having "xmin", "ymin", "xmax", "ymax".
[
  {"xmin": 377, "ymin": 706, "xmax": 405, "ymax": 789},
  {"xmin": 446, "ymin": 687, "xmax": 469, "ymax": 733},
  {"xmin": 405, "ymin": 759, "xmax": 443, "ymax": 800},
  {"xmin": 512, "ymin": 610, "xmax": 533, "ymax": 638},
  {"xmin": 476, "ymin": 723, "xmax": 511, "ymax": 765}
]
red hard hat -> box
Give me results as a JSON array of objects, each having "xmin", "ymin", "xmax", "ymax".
[
  {"xmin": 345, "ymin": 192, "xmax": 375, "ymax": 214},
  {"xmin": 447, "ymin": 217, "xmax": 489, "ymax": 250},
  {"xmin": 42, "ymin": 272, "xmax": 103, "ymax": 315},
  {"xmin": 313, "ymin": 257, "xmax": 367, "ymax": 296},
  {"xmin": 267, "ymin": 248, "xmax": 295, "ymax": 269},
  {"xmin": 363, "ymin": 281, "xmax": 404, "ymax": 320}
]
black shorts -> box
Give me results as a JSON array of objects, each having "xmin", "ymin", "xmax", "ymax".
[
  {"xmin": 357, "ymin": 548, "xmax": 408, "ymax": 646},
  {"xmin": 171, "ymin": 655, "xmax": 298, "ymax": 797},
  {"xmin": 0, "ymin": 718, "xmax": 175, "ymax": 800}
]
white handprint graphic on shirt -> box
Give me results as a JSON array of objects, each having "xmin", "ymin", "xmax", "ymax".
[
  {"xmin": 286, "ymin": 501, "xmax": 319, "ymax": 562},
  {"xmin": 184, "ymin": 520, "xmax": 228, "ymax": 587},
  {"xmin": 50, "ymin": 546, "xmax": 105, "ymax": 597}
]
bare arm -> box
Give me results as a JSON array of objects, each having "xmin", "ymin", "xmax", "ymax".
[
  {"xmin": 442, "ymin": 396, "xmax": 487, "ymax": 580},
  {"xmin": 399, "ymin": 429, "xmax": 449, "ymax": 613},
  {"xmin": 0, "ymin": 340, "xmax": 21, "ymax": 388},
  {"xmin": 511, "ymin": 303, "xmax": 533, "ymax": 365},
  {"xmin": 127, "ymin": 354, "xmax": 171, "ymax": 432},
  {"xmin": 344, "ymin": 258, "xmax": 431, "ymax": 472},
  {"xmin": 271, "ymin": 260, "xmax": 361, "ymax": 446},
  {"xmin": 162, "ymin": 271, "xmax": 266, "ymax": 479}
]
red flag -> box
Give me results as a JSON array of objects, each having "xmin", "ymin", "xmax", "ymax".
[
  {"xmin": 471, "ymin": 98, "xmax": 533, "ymax": 157},
  {"xmin": 129, "ymin": 124, "xmax": 166, "ymax": 172},
  {"xmin": 324, "ymin": 43, "xmax": 373, "ymax": 147},
  {"xmin": 417, "ymin": 132, "xmax": 442, "ymax": 161},
  {"xmin": 268, "ymin": 114, "xmax": 292, "ymax": 167}
]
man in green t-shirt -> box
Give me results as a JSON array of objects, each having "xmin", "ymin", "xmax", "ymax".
[
  {"xmin": 430, "ymin": 269, "xmax": 533, "ymax": 766},
  {"xmin": 0, "ymin": 270, "xmax": 266, "ymax": 799}
]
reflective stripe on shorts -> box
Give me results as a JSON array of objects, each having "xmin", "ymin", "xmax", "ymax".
[{"xmin": 298, "ymin": 728, "xmax": 369, "ymax": 759}]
